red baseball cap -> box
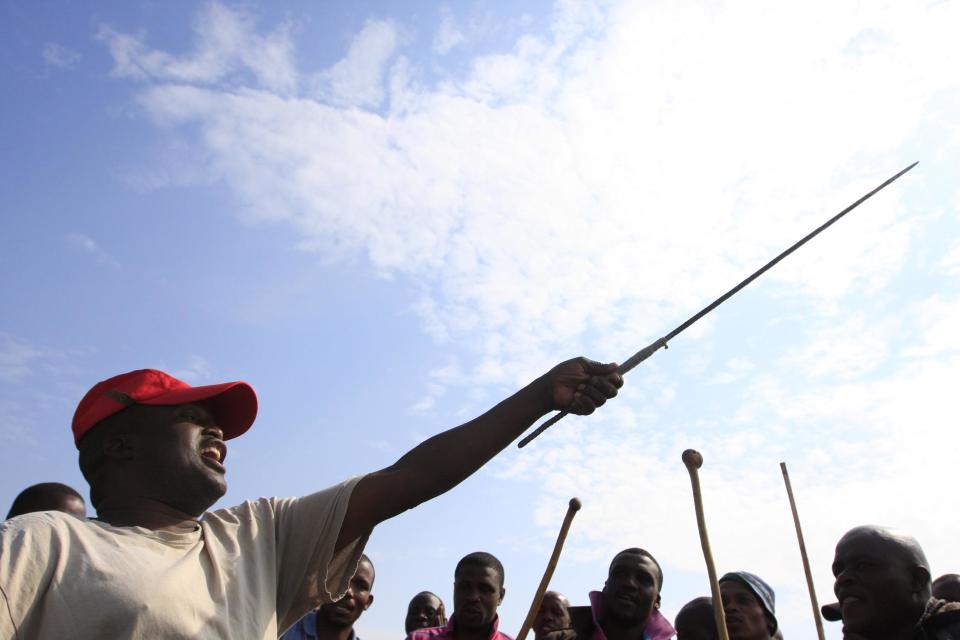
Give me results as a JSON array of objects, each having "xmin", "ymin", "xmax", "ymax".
[{"xmin": 72, "ymin": 369, "xmax": 258, "ymax": 446}]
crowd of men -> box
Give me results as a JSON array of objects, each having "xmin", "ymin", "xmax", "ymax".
[{"xmin": 1, "ymin": 363, "xmax": 958, "ymax": 639}]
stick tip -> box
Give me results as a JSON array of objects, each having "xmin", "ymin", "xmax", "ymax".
[
  {"xmin": 569, "ymin": 497, "xmax": 582, "ymax": 511},
  {"xmin": 682, "ymin": 449, "xmax": 703, "ymax": 469}
]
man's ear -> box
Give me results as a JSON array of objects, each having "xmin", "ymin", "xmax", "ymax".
[
  {"xmin": 498, "ymin": 587, "xmax": 505, "ymax": 605},
  {"xmin": 364, "ymin": 594, "xmax": 374, "ymax": 610},
  {"xmin": 912, "ymin": 566, "xmax": 931, "ymax": 594},
  {"xmin": 654, "ymin": 593, "xmax": 661, "ymax": 609},
  {"xmin": 103, "ymin": 432, "xmax": 137, "ymax": 460}
]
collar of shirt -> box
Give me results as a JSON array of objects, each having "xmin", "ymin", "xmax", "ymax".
[
  {"xmin": 408, "ymin": 614, "xmax": 513, "ymax": 640},
  {"xmin": 587, "ymin": 591, "xmax": 675, "ymax": 640},
  {"xmin": 283, "ymin": 611, "xmax": 361, "ymax": 640}
]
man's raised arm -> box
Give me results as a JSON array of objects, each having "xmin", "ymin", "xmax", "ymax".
[{"xmin": 336, "ymin": 357, "xmax": 622, "ymax": 548}]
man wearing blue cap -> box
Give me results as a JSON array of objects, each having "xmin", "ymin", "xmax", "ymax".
[{"xmin": 718, "ymin": 572, "xmax": 777, "ymax": 640}]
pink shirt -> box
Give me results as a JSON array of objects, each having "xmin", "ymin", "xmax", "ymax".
[
  {"xmin": 587, "ymin": 591, "xmax": 674, "ymax": 640},
  {"xmin": 407, "ymin": 615, "xmax": 514, "ymax": 640}
]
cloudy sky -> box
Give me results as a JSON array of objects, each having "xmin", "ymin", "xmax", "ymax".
[{"xmin": 2, "ymin": 1, "xmax": 959, "ymax": 638}]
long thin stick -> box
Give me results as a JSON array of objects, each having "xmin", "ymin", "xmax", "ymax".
[
  {"xmin": 515, "ymin": 498, "xmax": 582, "ymax": 640},
  {"xmin": 682, "ymin": 449, "xmax": 730, "ymax": 640},
  {"xmin": 781, "ymin": 462, "xmax": 826, "ymax": 640},
  {"xmin": 518, "ymin": 162, "xmax": 918, "ymax": 448}
]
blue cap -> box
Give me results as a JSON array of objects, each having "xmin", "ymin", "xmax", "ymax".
[{"xmin": 719, "ymin": 571, "xmax": 777, "ymax": 633}]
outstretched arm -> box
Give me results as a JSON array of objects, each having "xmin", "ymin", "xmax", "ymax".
[{"xmin": 335, "ymin": 357, "xmax": 622, "ymax": 548}]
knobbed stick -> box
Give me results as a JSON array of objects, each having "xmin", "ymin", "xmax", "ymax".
[
  {"xmin": 515, "ymin": 498, "xmax": 583, "ymax": 640},
  {"xmin": 781, "ymin": 462, "xmax": 826, "ymax": 640},
  {"xmin": 682, "ymin": 449, "xmax": 730, "ymax": 640}
]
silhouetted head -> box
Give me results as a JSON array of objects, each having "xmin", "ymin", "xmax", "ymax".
[
  {"xmin": 533, "ymin": 591, "xmax": 571, "ymax": 639},
  {"xmin": 405, "ymin": 591, "xmax": 445, "ymax": 633},
  {"xmin": 6, "ymin": 482, "xmax": 86, "ymax": 519},
  {"xmin": 674, "ymin": 597, "xmax": 717, "ymax": 640},
  {"xmin": 933, "ymin": 574, "xmax": 960, "ymax": 603}
]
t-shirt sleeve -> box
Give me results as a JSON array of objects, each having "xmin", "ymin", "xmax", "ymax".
[{"xmin": 271, "ymin": 476, "xmax": 370, "ymax": 631}]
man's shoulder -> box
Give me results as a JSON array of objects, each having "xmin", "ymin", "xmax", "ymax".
[
  {"xmin": 407, "ymin": 625, "xmax": 452, "ymax": 640},
  {"xmin": 279, "ymin": 610, "xmax": 318, "ymax": 640},
  {"xmin": 1, "ymin": 511, "xmax": 96, "ymax": 542}
]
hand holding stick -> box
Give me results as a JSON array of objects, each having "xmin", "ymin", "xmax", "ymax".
[
  {"xmin": 682, "ymin": 449, "xmax": 730, "ymax": 640},
  {"xmin": 781, "ymin": 462, "xmax": 826, "ymax": 640},
  {"xmin": 515, "ymin": 498, "xmax": 583, "ymax": 640}
]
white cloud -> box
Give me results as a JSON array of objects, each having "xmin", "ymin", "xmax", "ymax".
[
  {"xmin": 98, "ymin": 2, "xmax": 296, "ymax": 94},
  {"xmin": 433, "ymin": 10, "xmax": 464, "ymax": 55},
  {"xmin": 0, "ymin": 335, "xmax": 87, "ymax": 446},
  {"xmin": 0, "ymin": 334, "xmax": 57, "ymax": 383},
  {"xmin": 780, "ymin": 314, "xmax": 898, "ymax": 380},
  {"xmin": 312, "ymin": 19, "xmax": 401, "ymax": 108},
  {"xmin": 66, "ymin": 233, "xmax": 120, "ymax": 269},
  {"xmin": 106, "ymin": 1, "xmax": 959, "ymax": 397},
  {"xmin": 942, "ymin": 239, "xmax": 960, "ymax": 276},
  {"xmin": 42, "ymin": 43, "xmax": 81, "ymax": 69},
  {"xmin": 709, "ymin": 357, "xmax": 755, "ymax": 384},
  {"xmin": 173, "ymin": 355, "xmax": 216, "ymax": 384}
]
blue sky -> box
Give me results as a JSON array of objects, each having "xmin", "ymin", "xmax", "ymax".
[{"xmin": 2, "ymin": 2, "xmax": 959, "ymax": 638}]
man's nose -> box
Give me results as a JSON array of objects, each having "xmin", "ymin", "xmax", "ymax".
[
  {"xmin": 835, "ymin": 567, "xmax": 855, "ymax": 586},
  {"xmin": 203, "ymin": 425, "xmax": 224, "ymax": 440}
]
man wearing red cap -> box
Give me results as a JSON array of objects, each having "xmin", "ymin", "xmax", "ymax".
[{"xmin": 0, "ymin": 358, "xmax": 621, "ymax": 639}]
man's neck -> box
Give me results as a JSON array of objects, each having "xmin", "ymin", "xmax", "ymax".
[
  {"xmin": 95, "ymin": 497, "xmax": 202, "ymax": 533},
  {"xmin": 598, "ymin": 616, "xmax": 648, "ymax": 640},
  {"xmin": 452, "ymin": 620, "xmax": 492, "ymax": 640},
  {"xmin": 315, "ymin": 617, "xmax": 355, "ymax": 640},
  {"xmin": 866, "ymin": 623, "xmax": 920, "ymax": 640}
]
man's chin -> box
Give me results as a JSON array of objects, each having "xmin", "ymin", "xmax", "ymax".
[{"xmin": 457, "ymin": 616, "xmax": 493, "ymax": 632}]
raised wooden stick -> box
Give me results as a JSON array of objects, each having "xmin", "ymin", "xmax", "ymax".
[
  {"xmin": 515, "ymin": 498, "xmax": 582, "ymax": 640},
  {"xmin": 780, "ymin": 462, "xmax": 826, "ymax": 640},
  {"xmin": 682, "ymin": 449, "xmax": 730, "ymax": 640}
]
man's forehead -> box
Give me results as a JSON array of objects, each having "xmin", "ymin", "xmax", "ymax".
[
  {"xmin": 456, "ymin": 564, "xmax": 500, "ymax": 581},
  {"xmin": 610, "ymin": 552, "xmax": 657, "ymax": 572},
  {"xmin": 355, "ymin": 559, "xmax": 374, "ymax": 577},
  {"xmin": 412, "ymin": 594, "xmax": 440, "ymax": 606},
  {"xmin": 720, "ymin": 580, "xmax": 755, "ymax": 597},
  {"xmin": 837, "ymin": 529, "xmax": 891, "ymax": 553}
]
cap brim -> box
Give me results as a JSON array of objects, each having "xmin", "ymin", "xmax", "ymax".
[
  {"xmin": 141, "ymin": 381, "xmax": 258, "ymax": 440},
  {"xmin": 821, "ymin": 603, "xmax": 842, "ymax": 622}
]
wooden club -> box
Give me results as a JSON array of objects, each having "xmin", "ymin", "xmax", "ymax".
[
  {"xmin": 515, "ymin": 497, "xmax": 583, "ymax": 640},
  {"xmin": 682, "ymin": 449, "xmax": 730, "ymax": 640},
  {"xmin": 780, "ymin": 462, "xmax": 825, "ymax": 640}
]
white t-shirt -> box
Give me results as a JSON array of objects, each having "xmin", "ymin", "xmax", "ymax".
[{"xmin": 0, "ymin": 477, "xmax": 368, "ymax": 639}]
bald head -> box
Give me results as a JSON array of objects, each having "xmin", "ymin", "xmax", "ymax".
[
  {"xmin": 405, "ymin": 591, "xmax": 445, "ymax": 633},
  {"xmin": 933, "ymin": 574, "xmax": 960, "ymax": 603},
  {"xmin": 839, "ymin": 526, "xmax": 929, "ymax": 572},
  {"xmin": 674, "ymin": 597, "xmax": 717, "ymax": 640},
  {"xmin": 832, "ymin": 525, "xmax": 931, "ymax": 637},
  {"xmin": 6, "ymin": 482, "xmax": 86, "ymax": 520},
  {"xmin": 533, "ymin": 591, "xmax": 571, "ymax": 639}
]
